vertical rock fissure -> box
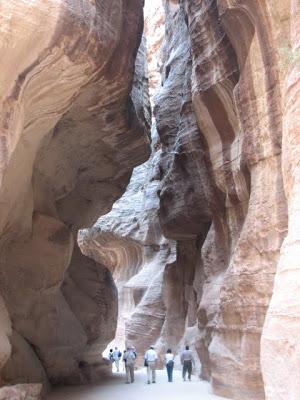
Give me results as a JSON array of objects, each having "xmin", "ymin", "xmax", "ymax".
[
  {"xmin": 82, "ymin": 1, "xmax": 293, "ymax": 400},
  {"xmin": 0, "ymin": 0, "xmax": 151, "ymax": 393},
  {"xmin": 0, "ymin": 1, "xmax": 297, "ymax": 400}
]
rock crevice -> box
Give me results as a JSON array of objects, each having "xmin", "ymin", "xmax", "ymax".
[
  {"xmin": 0, "ymin": 0, "xmax": 150, "ymax": 388},
  {"xmin": 0, "ymin": 1, "xmax": 299, "ymax": 400},
  {"xmin": 82, "ymin": 1, "xmax": 297, "ymax": 400}
]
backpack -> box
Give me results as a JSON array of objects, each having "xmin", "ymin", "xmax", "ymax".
[{"xmin": 126, "ymin": 351, "xmax": 136, "ymax": 366}]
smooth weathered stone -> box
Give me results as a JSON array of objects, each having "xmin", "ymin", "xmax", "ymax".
[{"xmin": 0, "ymin": 0, "xmax": 150, "ymax": 386}]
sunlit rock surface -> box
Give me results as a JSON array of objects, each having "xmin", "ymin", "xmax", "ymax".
[
  {"xmin": 0, "ymin": 0, "xmax": 298, "ymax": 399},
  {"xmin": 261, "ymin": 2, "xmax": 300, "ymax": 399},
  {"xmin": 154, "ymin": 1, "xmax": 292, "ymax": 399},
  {"xmin": 82, "ymin": 1, "xmax": 298, "ymax": 399},
  {"xmin": 0, "ymin": 0, "xmax": 150, "ymax": 387},
  {"xmin": 144, "ymin": 0, "xmax": 165, "ymax": 103}
]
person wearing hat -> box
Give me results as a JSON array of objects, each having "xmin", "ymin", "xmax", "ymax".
[{"xmin": 144, "ymin": 346, "xmax": 158, "ymax": 384}]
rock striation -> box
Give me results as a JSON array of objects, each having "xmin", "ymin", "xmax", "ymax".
[
  {"xmin": 261, "ymin": 2, "xmax": 300, "ymax": 399},
  {"xmin": 83, "ymin": 1, "xmax": 298, "ymax": 399},
  {"xmin": 80, "ymin": 0, "xmax": 205, "ymax": 372},
  {"xmin": 144, "ymin": 1, "xmax": 165, "ymax": 104},
  {"xmin": 79, "ymin": 127, "xmax": 177, "ymax": 367},
  {"xmin": 0, "ymin": 0, "xmax": 299, "ymax": 399},
  {"xmin": 154, "ymin": 1, "xmax": 294, "ymax": 399},
  {"xmin": 0, "ymin": 0, "xmax": 150, "ymax": 387}
]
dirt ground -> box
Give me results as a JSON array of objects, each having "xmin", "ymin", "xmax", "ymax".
[{"xmin": 46, "ymin": 369, "xmax": 230, "ymax": 400}]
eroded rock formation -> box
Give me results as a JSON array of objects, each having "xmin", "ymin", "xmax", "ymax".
[
  {"xmin": 0, "ymin": 0, "xmax": 150, "ymax": 388},
  {"xmin": 79, "ymin": 128, "xmax": 177, "ymax": 367},
  {"xmin": 261, "ymin": 2, "xmax": 300, "ymax": 399},
  {"xmin": 0, "ymin": 0, "xmax": 299, "ymax": 399},
  {"xmin": 79, "ymin": 0, "xmax": 199, "ymax": 372},
  {"xmin": 154, "ymin": 1, "xmax": 292, "ymax": 399},
  {"xmin": 144, "ymin": 1, "xmax": 165, "ymax": 103},
  {"xmin": 83, "ymin": 1, "xmax": 298, "ymax": 400},
  {"xmin": 154, "ymin": 1, "xmax": 295, "ymax": 399}
]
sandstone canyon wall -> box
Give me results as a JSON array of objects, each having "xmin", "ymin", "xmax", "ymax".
[
  {"xmin": 261, "ymin": 1, "xmax": 300, "ymax": 399},
  {"xmin": 80, "ymin": 0, "xmax": 206, "ymax": 373},
  {"xmin": 0, "ymin": 1, "xmax": 299, "ymax": 400},
  {"xmin": 79, "ymin": 0, "xmax": 187, "ymax": 370},
  {"xmin": 0, "ymin": 0, "xmax": 150, "ymax": 389},
  {"xmin": 156, "ymin": 1, "xmax": 297, "ymax": 399},
  {"xmin": 83, "ymin": 1, "xmax": 299, "ymax": 400},
  {"xmin": 155, "ymin": 1, "xmax": 293, "ymax": 399},
  {"xmin": 79, "ymin": 130, "xmax": 177, "ymax": 367}
]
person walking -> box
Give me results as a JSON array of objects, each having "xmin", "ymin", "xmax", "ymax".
[
  {"xmin": 112, "ymin": 346, "xmax": 122, "ymax": 372},
  {"xmin": 144, "ymin": 346, "xmax": 158, "ymax": 384},
  {"xmin": 180, "ymin": 345, "xmax": 195, "ymax": 381},
  {"xmin": 122, "ymin": 350, "xmax": 127, "ymax": 372},
  {"xmin": 123, "ymin": 346, "xmax": 136, "ymax": 384},
  {"xmin": 108, "ymin": 348, "xmax": 114, "ymax": 364},
  {"xmin": 165, "ymin": 348, "xmax": 175, "ymax": 382}
]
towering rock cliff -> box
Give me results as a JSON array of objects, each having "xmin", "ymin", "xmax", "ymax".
[
  {"xmin": 0, "ymin": 1, "xmax": 299, "ymax": 399},
  {"xmin": 154, "ymin": 1, "xmax": 293, "ymax": 399},
  {"xmin": 80, "ymin": 129, "xmax": 177, "ymax": 366},
  {"xmin": 261, "ymin": 2, "xmax": 300, "ymax": 399},
  {"xmin": 155, "ymin": 1, "xmax": 295, "ymax": 399},
  {"xmin": 0, "ymin": 0, "xmax": 150, "ymax": 388},
  {"xmin": 83, "ymin": 1, "xmax": 298, "ymax": 400}
]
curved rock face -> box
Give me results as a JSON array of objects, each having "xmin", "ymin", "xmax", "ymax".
[
  {"xmin": 81, "ymin": 1, "xmax": 297, "ymax": 399},
  {"xmin": 154, "ymin": 1, "xmax": 292, "ymax": 399},
  {"xmin": 1, "ymin": 0, "xmax": 297, "ymax": 399},
  {"xmin": 261, "ymin": 2, "xmax": 300, "ymax": 399},
  {"xmin": 80, "ymin": 127, "xmax": 177, "ymax": 366},
  {"xmin": 0, "ymin": 0, "xmax": 150, "ymax": 387},
  {"xmin": 79, "ymin": 1, "xmax": 201, "ymax": 371}
]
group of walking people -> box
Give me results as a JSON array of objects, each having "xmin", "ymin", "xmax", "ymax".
[{"xmin": 109, "ymin": 344, "xmax": 195, "ymax": 384}]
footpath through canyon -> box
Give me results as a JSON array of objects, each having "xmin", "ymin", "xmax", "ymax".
[
  {"xmin": 46, "ymin": 370, "xmax": 228, "ymax": 400},
  {"xmin": 0, "ymin": 1, "xmax": 299, "ymax": 400}
]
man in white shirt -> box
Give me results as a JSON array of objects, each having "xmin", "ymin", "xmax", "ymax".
[
  {"xmin": 144, "ymin": 346, "xmax": 158, "ymax": 384},
  {"xmin": 112, "ymin": 347, "xmax": 121, "ymax": 372}
]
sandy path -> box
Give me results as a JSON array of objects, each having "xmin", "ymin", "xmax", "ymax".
[{"xmin": 46, "ymin": 370, "xmax": 229, "ymax": 400}]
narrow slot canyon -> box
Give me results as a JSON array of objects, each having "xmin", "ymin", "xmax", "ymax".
[{"xmin": 0, "ymin": 1, "xmax": 299, "ymax": 400}]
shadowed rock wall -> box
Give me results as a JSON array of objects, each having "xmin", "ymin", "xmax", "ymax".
[
  {"xmin": 83, "ymin": 1, "xmax": 298, "ymax": 399},
  {"xmin": 0, "ymin": 0, "xmax": 150, "ymax": 387},
  {"xmin": 155, "ymin": 1, "xmax": 293, "ymax": 399},
  {"xmin": 79, "ymin": 126, "xmax": 177, "ymax": 367},
  {"xmin": 2, "ymin": 1, "xmax": 298, "ymax": 399}
]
